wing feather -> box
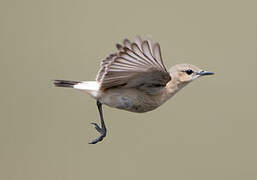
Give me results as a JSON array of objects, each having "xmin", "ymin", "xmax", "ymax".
[
  {"xmin": 123, "ymin": 39, "xmax": 131, "ymax": 49},
  {"xmin": 133, "ymin": 36, "xmax": 143, "ymax": 51},
  {"xmin": 153, "ymin": 43, "xmax": 166, "ymax": 70},
  {"xmin": 141, "ymin": 40, "xmax": 163, "ymax": 69},
  {"xmin": 96, "ymin": 36, "xmax": 171, "ymax": 92}
]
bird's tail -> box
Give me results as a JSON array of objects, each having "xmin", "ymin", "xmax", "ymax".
[
  {"xmin": 53, "ymin": 80, "xmax": 100, "ymax": 98},
  {"xmin": 53, "ymin": 80, "xmax": 81, "ymax": 88}
]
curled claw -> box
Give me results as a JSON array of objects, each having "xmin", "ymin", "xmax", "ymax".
[
  {"xmin": 89, "ymin": 131, "xmax": 106, "ymax": 144},
  {"xmin": 91, "ymin": 122, "xmax": 102, "ymax": 133}
]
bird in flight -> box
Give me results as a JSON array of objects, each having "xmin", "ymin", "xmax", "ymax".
[{"xmin": 53, "ymin": 36, "xmax": 214, "ymax": 144}]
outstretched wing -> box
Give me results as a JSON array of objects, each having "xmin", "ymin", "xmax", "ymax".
[{"xmin": 96, "ymin": 36, "xmax": 171, "ymax": 93}]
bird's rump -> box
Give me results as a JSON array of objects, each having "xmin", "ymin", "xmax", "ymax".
[{"xmin": 96, "ymin": 36, "xmax": 171, "ymax": 92}]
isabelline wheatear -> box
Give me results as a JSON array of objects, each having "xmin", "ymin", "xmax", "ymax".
[{"xmin": 53, "ymin": 36, "xmax": 214, "ymax": 144}]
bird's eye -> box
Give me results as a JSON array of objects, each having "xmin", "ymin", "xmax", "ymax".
[{"xmin": 185, "ymin": 69, "xmax": 193, "ymax": 75}]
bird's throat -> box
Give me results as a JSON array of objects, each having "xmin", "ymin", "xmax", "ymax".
[{"xmin": 159, "ymin": 80, "xmax": 189, "ymax": 105}]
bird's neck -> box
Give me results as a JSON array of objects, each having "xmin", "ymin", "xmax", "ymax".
[{"xmin": 159, "ymin": 79, "xmax": 189, "ymax": 104}]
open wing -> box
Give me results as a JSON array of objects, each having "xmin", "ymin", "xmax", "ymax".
[{"xmin": 96, "ymin": 36, "xmax": 171, "ymax": 93}]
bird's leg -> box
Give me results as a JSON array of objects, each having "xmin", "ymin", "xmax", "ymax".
[{"xmin": 89, "ymin": 100, "xmax": 107, "ymax": 144}]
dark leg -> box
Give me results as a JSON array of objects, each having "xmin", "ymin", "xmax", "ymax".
[{"xmin": 89, "ymin": 100, "xmax": 107, "ymax": 144}]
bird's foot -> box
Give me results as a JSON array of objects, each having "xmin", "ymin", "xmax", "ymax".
[{"xmin": 89, "ymin": 122, "xmax": 107, "ymax": 144}]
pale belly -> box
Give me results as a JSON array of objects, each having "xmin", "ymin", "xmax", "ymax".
[{"xmin": 98, "ymin": 88, "xmax": 161, "ymax": 113}]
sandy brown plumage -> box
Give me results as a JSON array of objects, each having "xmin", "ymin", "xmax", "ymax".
[{"xmin": 53, "ymin": 36, "xmax": 214, "ymax": 144}]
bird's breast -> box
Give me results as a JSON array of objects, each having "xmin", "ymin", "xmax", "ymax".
[{"xmin": 99, "ymin": 88, "xmax": 161, "ymax": 113}]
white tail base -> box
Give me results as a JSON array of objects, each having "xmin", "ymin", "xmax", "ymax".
[{"xmin": 73, "ymin": 81, "xmax": 101, "ymax": 98}]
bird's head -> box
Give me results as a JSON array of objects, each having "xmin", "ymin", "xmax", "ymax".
[{"xmin": 169, "ymin": 63, "xmax": 214, "ymax": 84}]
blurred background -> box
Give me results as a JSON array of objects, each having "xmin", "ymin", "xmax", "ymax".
[{"xmin": 0, "ymin": 0, "xmax": 256, "ymax": 179}]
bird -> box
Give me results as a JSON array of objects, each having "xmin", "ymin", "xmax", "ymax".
[{"xmin": 53, "ymin": 36, "xmax": 214, "ymax": 144}]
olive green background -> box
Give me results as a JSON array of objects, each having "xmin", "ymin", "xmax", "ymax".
[{"xmin": 1, "ymin": 0, "xmax": 256, "ymax": 179}]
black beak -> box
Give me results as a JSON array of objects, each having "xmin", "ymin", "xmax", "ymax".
[{"xmin": 196, "ymin": 71, "xmax": 214, "ymax": 76}]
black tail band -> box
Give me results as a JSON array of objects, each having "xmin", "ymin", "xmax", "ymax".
[{"xmin": 53, "ymin": 80, "xmax": 81, "ymax": 88}]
